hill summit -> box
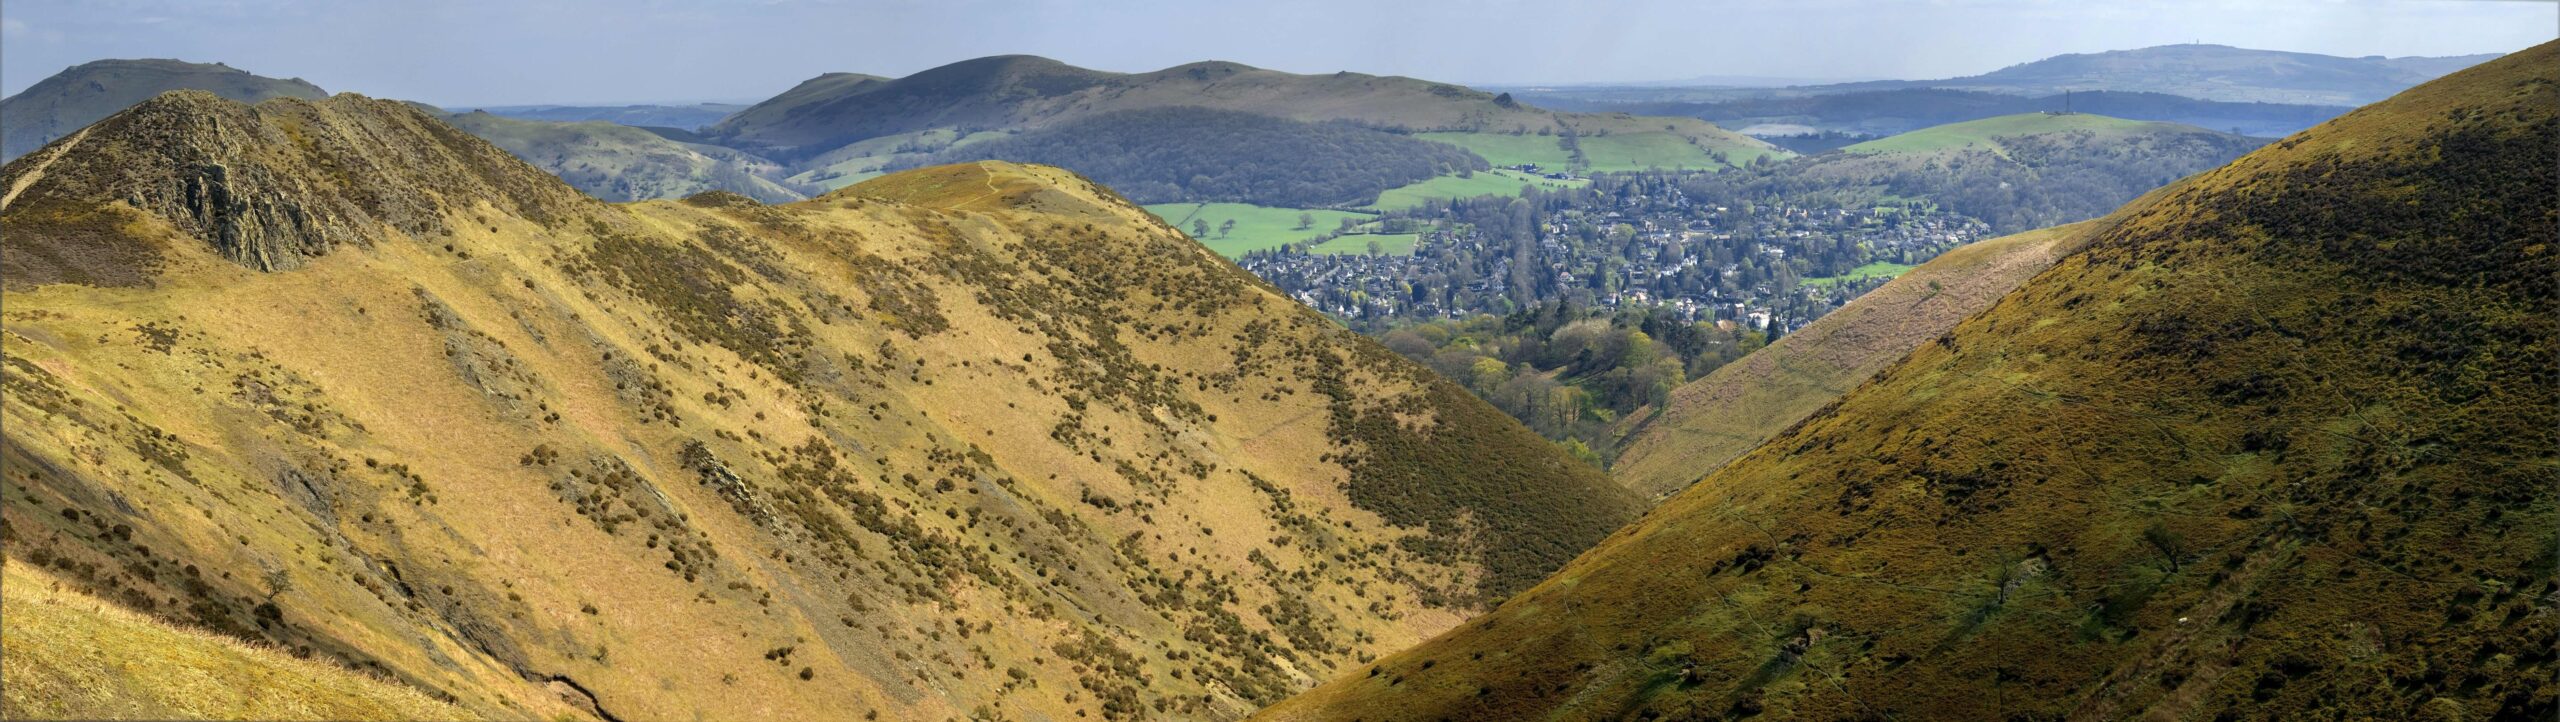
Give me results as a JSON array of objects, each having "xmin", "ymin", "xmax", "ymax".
[
  {"xmin": 2, "ymin": 91, "xmax": 1640, "ymax": 720},
  {"xmin": 3, "ymin": 91, "xmax": 591, "ymax": 279},
  {"xmin": 1264, "ymin": 38, "xmax": 2557, "ymax": 722},
  {"xmin": 0, "ymin": 59, "xmax": 328, "ymax": 161}
]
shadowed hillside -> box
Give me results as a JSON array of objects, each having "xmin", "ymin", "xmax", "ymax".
[
  {"xmin": 1263, "ymin": 39, "xmax": 2557, "ymax": 722},
  {"xmin": 1, "ymin": 92, "xmax": 1638, "ymax": 720}
]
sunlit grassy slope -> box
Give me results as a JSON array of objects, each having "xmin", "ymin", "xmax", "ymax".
[
  {"xmin": 2, "ymin": 563, "xmax": 473, "ymax": 721},
  {"xmin": 1612, "ymin": 220, "xmax": 2100, "ymax": 498},
  {"xmin": 1, "ymin": 92, "xmax": 1639, "ymax": 720},
  {"xmin": 1843, "ymin": 112, "xmax": 2191, "ymax": 155},
  {"xmin": 1367, "ymin": 170, "xmax": 1588, "ymax": 210},
  {"xmin": 1264, "ymin": 39, "xmax": 2558, "ymax": 722},
  {"xmin": 1142, "ymin": 202, "xmax": 1373, "ymax": 257}
]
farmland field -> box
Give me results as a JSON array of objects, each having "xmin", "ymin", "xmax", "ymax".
[
  {"xmin": 1576, "ymin": 131, "xmax": 1740, "ymax": 171},
  {"xmin": 1366, "ymin": 170, "xmax": 1588, "ymax": 210},
  {"xmin": 1144, "ymin": 202, "xmax": 1373, "ymax": 257}
]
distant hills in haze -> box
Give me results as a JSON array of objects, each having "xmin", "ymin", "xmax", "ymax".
[
  {"xmin": 1859, "ymin": 43, "xmax": 2502, "ymax": 105},
  {"xmin": 470, "ymin": 102, "xmax": 749, "ymax": 130},
  {"xmin": 1518, "ymin": 44, "xmax": 2501, "ymax": 139}
]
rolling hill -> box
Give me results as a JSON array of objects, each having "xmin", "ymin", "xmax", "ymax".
[
  {"xmin": 703, "ymin": 55, "xmax": 1783, "ymax": 181},
  {"xmin": 0, "ymin": 59, "xmax": 327, "ymax": 162},
  {"xmin": 1880, "ymin": 43, "xmax": 2504, "ymax": 105},
  {"xmin": 1778, "ymin": 113, "xmax": 2267, "ymax": 232},
  {"xmin": 0, "ymin": 91, "xmax": 1641, "ymax": 720},
  {"xmin": 1838, "ymin": 112, "xmax": 2233, "ymax": 154},
  {"xmin": 1557, "ymin": 88, "xmax": 2353, "ymax": 139},
  {"xmin": 1262, "ymin": 38, "xmax": 2557, "ymax": 722}
]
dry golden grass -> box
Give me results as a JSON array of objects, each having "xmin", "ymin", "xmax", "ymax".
[
  {"xmin": 1, "ymin": 563, "xmax": 474, "ymax": 721},
  {"xmin": 1, "ymin": 90, "xmax": 1634, "ymax": 721}
]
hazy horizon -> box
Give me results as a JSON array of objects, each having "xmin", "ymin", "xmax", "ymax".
[{"xmin": 3, "ymin": 0, "xmax": 2554, "ymax": 107}]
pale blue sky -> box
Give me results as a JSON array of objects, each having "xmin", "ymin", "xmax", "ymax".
[{"xmin": 3, "ymin": 0, "xmax": 2553, "ymax": 106}]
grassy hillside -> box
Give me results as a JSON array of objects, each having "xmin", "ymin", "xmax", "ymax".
[
  {"xmin": 1841, "ymin": 112, "xmax": 2179, "ymax": 154},
  {"xmin": 2, "ymin": 563, "xmax": 473, "ymax": 721},
  {"xmin": 1610, "ymin": 220, "xmax": 2101, "ymax": 498},
  {"xmin": 1264, "ymin": 39, "xmax": 2557, "ymax": 722},
  {"xmin": 1779, "ymin": 113, "xmax": 2266, "ymax": 232},
  {"xmin": 444, "ymin": 111, "xmax": 810, "ymax": 203},
  {"xmin": 0, "ymin": 92, "xmax": 1639, "ymax": 720},
  {"xmin": 1367, "ymin": 170, "xmax": 1588, "ymax": 210}
]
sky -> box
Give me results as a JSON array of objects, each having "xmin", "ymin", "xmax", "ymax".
[{"xmin": 3, "ymin": 0, "xmax": 2553, "ymax": 106}]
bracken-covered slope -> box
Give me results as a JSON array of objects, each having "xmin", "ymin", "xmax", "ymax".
[
  {"xmin": 0, "ymin": 92, "xmax": 1640, "ymax": 720},
  {"xmin": 1262, "ymin": 39, "xmax": 2557, "ymax": 722},
  {"xmin": 0, "ymin": 59, "xmax": 329, "ymax": 162},
  {"xmin": 1610, "ymin": 219, "xmax": 2105, "ymax": 499}
]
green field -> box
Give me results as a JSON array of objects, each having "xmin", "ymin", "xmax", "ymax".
[
  {"xmin": 1842, "ymin": 113, "xmax": 2162, "ymax": 155},
  {"xmin": 1144, "ymin": 202, "xmax": 1374, "ymax": 257},
  {"xmin": 1367, "ymin": 170, "xmax": 1588, "ymax": 210},
  {"xmin": 1310, "ymin": 233, "xmax": 1421, "ymax": 256},
  {"xmin": 1804, "ymin": 261, "xmax": 1919, "ymax": 286},
  {"xmin": 1575, "ymin": 131, "xmax": 1737, "ymax": 172},
  {"xmin": 1416, "ymin": 132, "xmax": 1577, "ymax": 169}
]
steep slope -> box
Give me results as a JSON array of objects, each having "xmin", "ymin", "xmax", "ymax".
[
  {"xmin": 1265, "ymin": 39, "xmax": 2557, "ymax": 721},
  {"xmin": 0, "ymin": 59, "xmax": 328, "ymax": 162},
  {"xmin": 1610, "ymin": 219, "xmax": 2105, "ymax": 498},
  {"xmin": 702, "ymin": 56, "xmax": 1778, "ymax": 171},
  {"xmin": 2, "ymin": 562, "xmax": 472, "ymax": 720},
  {"xmin": 443, "ymin": 111, "xmax": 810, "ymax": 203},
  {"xmin": 1, "ymin": 92, "xmax": 1640, "ymax": 721}
]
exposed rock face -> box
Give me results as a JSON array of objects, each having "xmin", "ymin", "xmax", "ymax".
[{"xmin": 2, "ymin": 90, "xmax": 595, "ymax": 277}]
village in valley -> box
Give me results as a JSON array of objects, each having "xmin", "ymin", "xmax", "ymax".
[{"xmin": 1237, "ymin": 169, "xmax": 1991, "ymax": 334}]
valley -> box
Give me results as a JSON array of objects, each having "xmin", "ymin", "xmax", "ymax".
[{"xmin": 0, "ymin": 9, "xmax": 2548, "ymax": 721}]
